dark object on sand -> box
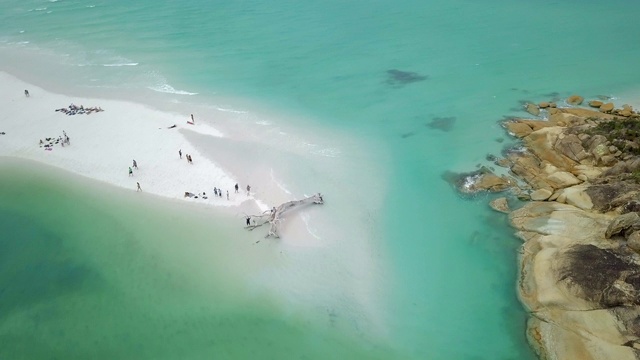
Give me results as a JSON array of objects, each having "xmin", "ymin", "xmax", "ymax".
[
  {"xmin": 168, "ymin": 124, "xmax": 177, "ymax": 129},
  {"xmin": 24, "ymin": 90, "xmax": 30, "ymax": 97}
]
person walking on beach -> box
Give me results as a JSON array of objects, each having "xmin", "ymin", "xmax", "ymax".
[
  {"xmin": 246, "ymin": 184, "xmax": 251, "ymax": 196},
  {"xmin": 190, "ymin": 114, "xmax": 195, "ymax": 124},
  {"xmin": 24, "ymin": 90, "xmax": 29, "ymax": 97},
  {"xmin": 132, "ymin": 159, "xmax": 138, "ymax": 169},
  {"xmin": 179, "ymin": 149, "xmax": 182, "ymax": 159},
  {"xmin": 214, "ymin": 187, "xmax": 218, "ymax": 197},
  {"xmin": 234, "ymin": 183, "xmax": 239, "ymax": 193},
  {"xmin": 136, "ymin": 182, "xmax": 142, "ymax": 192},
  {"xmin": 128, "ymin": 167, "xmax": 133, "ymax": 176},
  {"xmin": 226, "ymin": 190, "xmax": 229, "ymax": 200},
  {"xmin": 246, "ymin": 216, "xmax": 251, "ymax": 226}
]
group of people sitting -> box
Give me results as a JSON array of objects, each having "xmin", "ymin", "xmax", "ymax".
[
  {"xmin": 184, "ymin": 191, "xmax": 208, "ymax": 199},
  {"xmin": 184, "ymin": 187, "xmax": 230, "ymax": 200},
  {"xmin": 39, "ymin": 131, "xmax": 71, "ymax": 151},
  {"xmin": 55, "ymin": 104, "xmax": 104, "ymax": 116}
]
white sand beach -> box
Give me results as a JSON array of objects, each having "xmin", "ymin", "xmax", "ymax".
[{"xmin": 0, "ymin": 71, "xmax": 392, "ymax": 340}]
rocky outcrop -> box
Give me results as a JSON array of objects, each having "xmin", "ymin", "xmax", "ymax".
[
  {"xmin": 589, "ymin": 100, "xmax": 604, "ymax": 108},
  {"xmin": 566, "ymin": 95, "xmax": 584, "ymax": 105},
  {"xmin": 511, "ymin": 201, "xmax": 640, "ymax": 359},
  {"xmin": 600, "ymin": 102, "xmax": 615, "ymax": 113},
  {"xmin": 458, "ymin": 98, "xmax": 640, "ymax": 359},
  {"xmin": 526, "ymin": 103, "xmax": 541, "ymax": 116},
  {"xmin": 490, "ymin": 197, "xmax": 510, "ymax": 213},
  {"xmin": 445, "ymin": 167, "xmax": 517, "ymax": 194}
]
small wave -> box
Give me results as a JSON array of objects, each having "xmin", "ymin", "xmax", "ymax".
[
  {"xmin": 103, "ymin": 62, "xmax": 139, "ymax": 67},
  {"xmin": 310, "ymin": 147, "xmax": 341, "ymax": 157},
  {"xmin": 256, "ymin": 120, "xmax": 271, "ymax": 125},
  {"xmin": 148, "ymin": 84, "xmax": 198, "ymax": 96},
  {"xmin": 301, "ymin": 213, "xmax": 321, "ymax": 240},
  {"xmin": 215, "ymin": 106, "xmax": 247, "ymax": 114},
  {"xmin": 48, "ymin": 0, "xmax": 59, "ymax": 2},
  {"xmin": 270, "ymin": 169, "xmax": 292, "ymax": 195},
  {"xmin": 31, "ymin": 7, "xmax": 47, "ymax": 11},
  {"xmin": 462, "ymin": 174, "xmax": 482, "ymax": 192},
  {"xmin": 86, "ymin": 5, "xmax": 95, "ymax": 8}
]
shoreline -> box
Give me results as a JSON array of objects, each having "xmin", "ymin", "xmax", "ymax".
[
  {"xmin": 456, "ymin": 96, "xmax": 640, "ymax": 359},
  {"xmin": 0, "ymin": 157, "xmax": 398, "ymax": 358},
  {"xmin": 0, "ymin": 69, "xmax": 393, "ymax": 343}
]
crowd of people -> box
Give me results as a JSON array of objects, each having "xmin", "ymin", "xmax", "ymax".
[
  {"xmin": 55, "ymin": 104, "xmax": 104, "ymax": 116},
  {"xmin": 39, "ymin": 130, "xmax": 70, "ymax": 151},
  {"xmin": 131, "ymin": 150, "xmax": 252, "ymax": 203},
  {"xmin": 184, "ymin": 182, "xmax": 249, "ymax": 202}
]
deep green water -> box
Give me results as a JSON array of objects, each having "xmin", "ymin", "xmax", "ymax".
[
  {"xmin": 0, "ymin": 160, "xmax": 394, "ymax": 359},
  {"xmin": 2, "ymin": 0, "xmax": 640, "ymax": 358}
]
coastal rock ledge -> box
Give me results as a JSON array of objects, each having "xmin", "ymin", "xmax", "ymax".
[{"xmin": 458, "ymin": 97, "xmax": 640, "ymax": 359}]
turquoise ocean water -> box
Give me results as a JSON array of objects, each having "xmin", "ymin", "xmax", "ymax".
[{"xmin": 2, "ymin": 0, "xmax": 640, "ymax": 358}]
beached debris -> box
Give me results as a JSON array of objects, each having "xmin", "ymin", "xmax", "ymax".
[{"xmin": 245, "ymin": 193, "xmax": 324, "ymax": 238}]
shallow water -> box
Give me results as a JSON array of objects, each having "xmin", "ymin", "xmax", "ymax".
[
  {"xmin": 0, "ymin": 159, "xmax": 395, "ymax": 359},
  {"xmin": 2, "ymin": 0, "xmax": 640, "ymax": 358}
]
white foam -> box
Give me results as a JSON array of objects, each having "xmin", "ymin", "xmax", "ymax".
[
  {"xmin": 103, "ymin": 62, "xmax": 139, "ymax": 67},
  {"xmin": 300, "ymin": 213, "xmax": 321, "ymax": 240},
  {"xmin": 214, "ymin": 106, "xmax": 247, "ymax": 114},
  {"xmin": 181, "ymin": 123, "xmax": 224, "ymax": 137},
  {"xmin": 270, "ymin": 168, "xmax": 292, "ymax": 195},
  {"xmin": 148, "ymin": 83, "xmax": 198, "ymax": 96},
  {"xmin": 310, "ymin": 147, "xmax": 341, "ymax": 158}
]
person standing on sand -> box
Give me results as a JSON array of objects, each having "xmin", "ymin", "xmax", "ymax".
[
  {"xmin": 128, "ymin": 167, "xmax": 133, "ymax": 176},
  {"xmin": 132, "ymin": 159, "xmax": 138, "ymax": 169},
  {"xmin": 136, "ymin": 182, "xmax": 142, "ymax": 192},
  {"xmin": 246, "ymin": 216, "xmax": 251, "ymax": 226},
  {"xmin": 190, "ymin": 114, "xmax": 195, "ymax": 124},
  {"xmin": 234, "ymin": 183, "xmax": 239, "ymax": 193},
  {"xmin": 179, "ymin": 149, "xmax": 182, "ymax": 159},
  {"xmin": 226, "ymin": 190, "xmax": 229, "ymax": 200},
  {"xmin": 24, "ymin": 90, "xmax": 29, "ymax": 97},
  {"xmin": 246, "ymin": 184, "xmax": 251, "ymax": 196}
]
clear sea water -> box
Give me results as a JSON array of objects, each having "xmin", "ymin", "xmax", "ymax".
[{"xmin": 2, "ymin": 0, "xmax": 640, "ymax": 358}]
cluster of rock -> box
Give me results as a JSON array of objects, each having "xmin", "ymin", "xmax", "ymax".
[
  {"xmin": 524, "ymin": 95, "xmax": 636, "ymax": 118},
  {"xmin": 457, "ymin": 96, "xmax": 640, "ymax": 359}
]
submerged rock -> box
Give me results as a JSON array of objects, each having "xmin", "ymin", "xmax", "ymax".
[
  {"xmin": 426, "ymin": 117, "xmax": 455, "ymax": 132},
  {"xmin": 566, "ymin": 94, "xmax": 584, "ymax": 105},
  {"xmin": 525, "ymin": 103, "xmax": 540, "ymax": 116},
  {"xmin": 445, "ymin": 167, "xmax": 515, "ymax": 194},
  {"xmin": 489, "ymin": 197, "xmax": 510, "ymax": 213},
  {"xmin": 385, "ymin": 69, "xmax": 428, "ymax": 86}
]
